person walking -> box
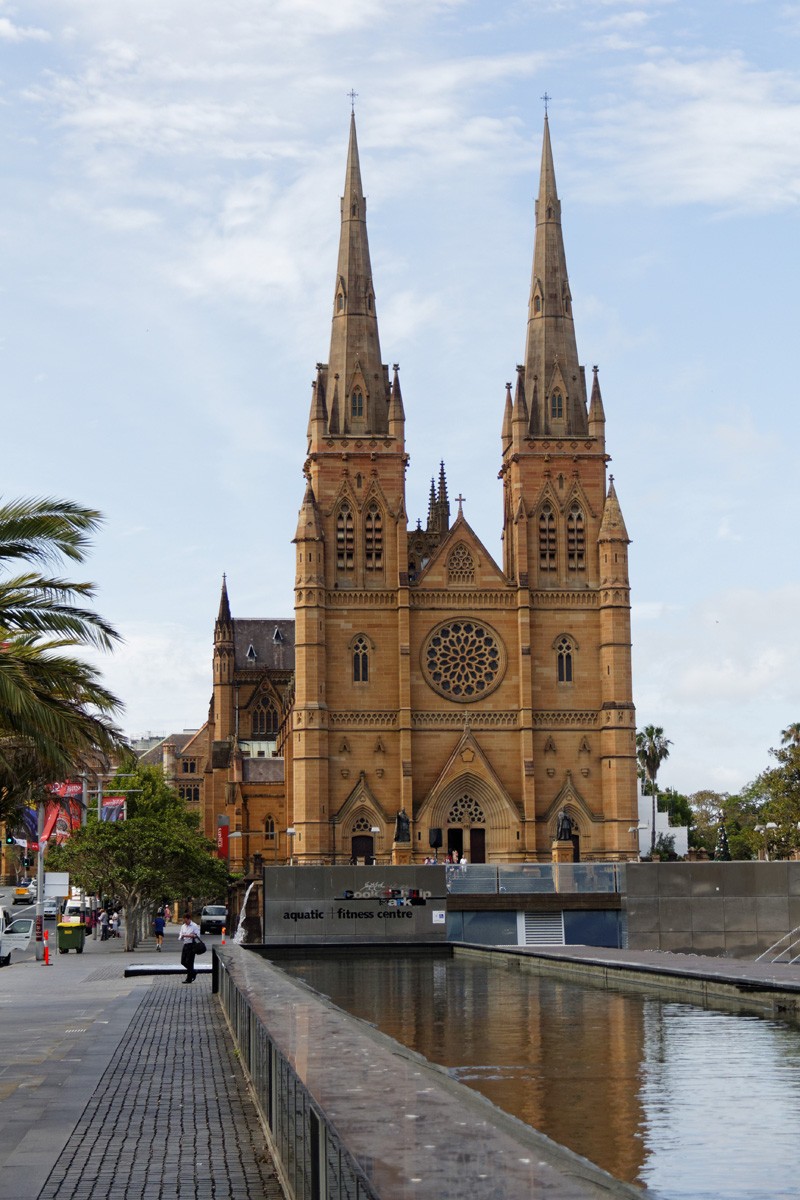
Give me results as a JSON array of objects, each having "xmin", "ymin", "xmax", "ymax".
[
  {"xmin": 177, "ymin": 913, "xmax": 201, "ymax": 983},
  {"xmin": 153, "ymin": 911, "xmax": 165, "ymax": 950},
  {"xmin": 99, "ymin": 909, "xmax": 109, "ymax": 941}
]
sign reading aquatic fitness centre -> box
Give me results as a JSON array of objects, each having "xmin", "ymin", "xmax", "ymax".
[{"xmin": 262, "ymin": 866, "xmax": 448, "ymax": 944}]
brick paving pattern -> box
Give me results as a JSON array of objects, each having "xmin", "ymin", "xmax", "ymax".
[{"xmin": 37, "ymin": 980, "xmax": 284, "ymax": 1200}]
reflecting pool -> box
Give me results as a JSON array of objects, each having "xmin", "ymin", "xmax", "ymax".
[{"xmin": 281, "ymin": 955, "xmax": 800, "ymax": 1199}]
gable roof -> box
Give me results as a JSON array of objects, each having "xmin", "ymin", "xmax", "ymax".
[
  {"xmin": 415, "ymin": 512, "xmax": 508, "ymax": 589},
  {"xmin": 233, "ymin": 619, "xmax": 295, "ymax": 671}
]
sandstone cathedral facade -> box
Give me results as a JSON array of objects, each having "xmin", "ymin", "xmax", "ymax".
[{"xmin": 194, "ymin": 114, "xmax": 638, "ymax": 869}]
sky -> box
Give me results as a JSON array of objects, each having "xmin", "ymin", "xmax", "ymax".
[{"xmin": 1, "ymin": 0, "xmax": 799, "ymax": 798}]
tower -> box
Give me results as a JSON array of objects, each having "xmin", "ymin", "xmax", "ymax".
[
  {"xmin": 499, "ymin": 115, "xmax": 638, "ymax": 857},
  {"xmin": 291, "ymin": 113, "xmax": 410, "ymax": 862}
]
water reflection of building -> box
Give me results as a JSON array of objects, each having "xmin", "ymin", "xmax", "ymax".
[{"xmin": 289, "ymin": 956, "xmax": 646, "ymax": 1184}]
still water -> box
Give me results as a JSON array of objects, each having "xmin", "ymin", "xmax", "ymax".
[{"xmin": 282, "ymin": 955, "xmax": 800, "ymax": 1199}]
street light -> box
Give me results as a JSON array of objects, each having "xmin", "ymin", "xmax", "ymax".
[
  {"xmin": 754, "ymin": 822, "xmax": 778, "ymax": 861},
  {"xmin": 285, "ymin": 827, "xmax": 296, "ymax": 865},
  {"xmin": 629, "ymin": 824, "xmax": 649, "ymax": 862}
]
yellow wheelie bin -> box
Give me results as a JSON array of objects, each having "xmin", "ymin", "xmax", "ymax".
[{"xmin": 57, "ymin": 922, "xmax": 87, "ymax": 953}]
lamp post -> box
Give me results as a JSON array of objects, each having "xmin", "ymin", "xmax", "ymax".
[
  {"xmin": 628, "ymin": 824, "xmax": 649, "ymax": 862},
  {"xmin": 754, "ymin": 822, "xmax": 778, "ymax": 861},
  {"xmin": 285, "ymin": 827, "xmax": 296, "ymax": 865}
]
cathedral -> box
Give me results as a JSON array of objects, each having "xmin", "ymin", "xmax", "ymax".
[{"xmin": 196, "ymin": 113, "xmax": 638, "ymax": 869}]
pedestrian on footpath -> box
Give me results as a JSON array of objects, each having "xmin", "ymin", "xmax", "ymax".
[
  {"xmin": 99, "ymin": 909, "xmax": 109, "ymax": 941},
  {"xmin": 153, "ymin": 911, "xmax": 165, "ymax": 950},
  {"xmin": 178, "ymin": 913, "xmax": 201, "ymax": 983}
]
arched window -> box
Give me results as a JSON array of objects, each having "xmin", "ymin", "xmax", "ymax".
[
  {"xmin": 534, "ymin": 295, "xmax": 541, "ymax": 314},
  {"xmin": 351, "ymin": 389, "xmax": 364, "ymax": 418},
  {"xmin": 539, "ymin": 504, "xmax": 556, "ymax": 571},
  {"xmin": 551, "ymin": 391, "xmax": 563, "ymax": 419},
  {"xmin": 567, "ymin": 502, "xmax": 585, "ymax": 571},
  {"xmin": 264, "ymin": 815, "xmax": 276, "ymax": 841},
  {"xmin": 353, "ymin": 635, "xmax": 369, "ymax": 682},
  {"xmin": 365, "ymin": 502, "xmax": 383, "ymax": 571},
  {"xmin": 557, "ymin": 636, "xmax": 574, "ymax": 683},
  {"xmin": 337, "ymin": 294, "xmax": 344, "ymax": 312},
  {"xmin": 252, "ymin": 699, "xmax": 279, "ymax": 738},
  {"xmin": 447, "ymin": 542, "xmax": 474, "ymax": 584},
  {"xmin": 336, "ymin": 503, "xmax": 354, "ymax": 571}
]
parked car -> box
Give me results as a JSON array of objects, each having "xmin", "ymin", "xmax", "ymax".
[
  {"xmin": 0, "ymin": 917, "xmax": 34, "ymax": 965},
  {"xmin": 43, "ymin": 898, "xmax": 58, "ymax": 919},
  {"xmin": 199, "ymin": 905, "xmax": 227, "ymax": 935}
]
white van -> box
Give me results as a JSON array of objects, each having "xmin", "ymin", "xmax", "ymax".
[
  {"xmin": 0, "ymin": 916, "xmax": 34, "ymax": 965},
  {"xmin": 62, "ymin": 899, "xmax": 84, "ymax": 923}
]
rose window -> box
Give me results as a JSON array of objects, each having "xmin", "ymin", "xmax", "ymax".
[{"xmin": 422, "ymin": 620, "xmax": 506, "ymax": 702}]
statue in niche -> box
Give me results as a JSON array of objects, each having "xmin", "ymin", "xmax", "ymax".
[
  {"xmin": 556, "ymin": 809, "xmax": 573, "ymax": 842},
  {"xmin": 394, "ymin": 808, "xmax": 411, "ymax": 843}
]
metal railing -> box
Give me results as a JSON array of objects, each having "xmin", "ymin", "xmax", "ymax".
[
  {"xmin": 445, "ymin": 862, "xmax": 624, "ymax": 895},
  {"xmin": 755, "ymin": 925, "xmax": 800, "ymax": 964}
]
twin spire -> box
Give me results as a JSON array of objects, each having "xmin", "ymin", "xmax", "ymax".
[{"xmin": 310, "ymin": 112, "xmax": 393, "ymax": 442}]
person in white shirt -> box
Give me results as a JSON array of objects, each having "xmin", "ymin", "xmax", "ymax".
[{"xmin": 177, "ymin": 913, "xmax": 202, "ymax": 983}]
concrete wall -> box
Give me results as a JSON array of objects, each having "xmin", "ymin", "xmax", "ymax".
[
  {"xmin": 625, "ymin": 862, "xmax": 800, "ymax": 957},
  {"xmin": 262, "ymin": 864, "xmax": 448, "ymax": 944}
]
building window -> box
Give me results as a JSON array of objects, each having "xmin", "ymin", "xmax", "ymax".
[
  {"xmin": 365, "ymin": 502, "xmax": 383, "ymax": 571},
  {"xmin": 252, "ymin": 700, "xmax": 279, "ymax": 737},
  {"xmin": 353, "ymin": 635, "xmax": 369, "ymax": 683},
  {"xmin": 264, "ymin": 816, "xmax": 275, "ymax": 841},
  {"xmin": 181, "ymin": 759, "xmax": 197, "ymax": 774},
  {"xmin": 179, "ymin": 785, "xmax": 200, "ymax": 803},
  {"xmin": 567, "ymin": 502, "xmax": 585, "ymax": 571},
  {"xmin": 538, "ymin": 504, "xmax": 556, "ymax": 570},
  {"xmin": 551, "ymin": 391, "xmax": 563, "ymax": 419},
  {"xmin": 336, "ymin": 504, "xmax": 355, "ymax": 571},
  {"xmin": 447, "ymin": 542, "xmax": 475, "ymax": 585},
  {"xmin": 557, "ymin": 636, "xmax": 574, "ymax": 683},
  {"xmin": 447, "ymin": 795, "xmax": 486, "ymax": 825},
  {"xmin": 351, "ymin": 389, "xmax": 364, "ymax": 418},
  {"xmin": 337, "ymin": 294, "xmax": 344, "ymax": 311},
  {"xmin": 534, "ymin": 295, "xmax": 541, "ymax": 314}
]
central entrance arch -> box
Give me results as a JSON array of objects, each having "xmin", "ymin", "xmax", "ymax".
[{"xmin": 447, "ymin": 793, "xmax": 486, "ymax": 864}]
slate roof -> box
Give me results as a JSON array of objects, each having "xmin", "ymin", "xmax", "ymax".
[
  {"xmin": 138, "ymin": 732, "xmax": 197, "ymax": 766},
  {"xmin": 233, "ymin": 619, "xmax": 295, "ymax": 672}
]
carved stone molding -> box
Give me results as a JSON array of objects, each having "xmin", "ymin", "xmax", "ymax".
[
  {"xmin": 530, "ymin": 591, "xmax": 598, "ymax": 608},
  {"xmin": 326, "ymin": 591, "xmax": 395, "ymax": 606},
  {"xmin": 412, "ymin": 711, "xmax": 519, "ymax": 729},
  {"xmin": 330, "ymin": 712, "xmax": 398, "ymax": 728},
  {"xmin": 533, "ymin": 711, "xmax": 598, "ymax": 727},
  {"xmin": 410, "ymin": 591, "xmax": 515, "ymax": 609}
]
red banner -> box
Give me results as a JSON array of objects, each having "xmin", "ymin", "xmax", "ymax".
[{"xmin": 216, "ymin": 825, "xmax": 229, "ymax": 859}]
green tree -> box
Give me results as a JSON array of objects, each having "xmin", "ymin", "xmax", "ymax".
[
  {"xmin": 738, "ymin": 737, "xmax": 800, "ymax": 859},
  {"xmin": 636, "ymin": 725, "xmax": 672, "ymax": 854},
  {"xmin": 781, "ymin": 723, "xmax": 800, "ymax": 747},
  {"xmin": 48, "ymin": 761, "xmax": 228, "ymax": 950},
  {"xmin": 0, "ymin": 497, "xmax": 123, "ymax": 823}
]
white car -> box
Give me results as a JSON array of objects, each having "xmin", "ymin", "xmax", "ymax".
[
  {"xmin": 43, "ymin": 898, "xmax": 59, "ymax": 919},
  {"xmin": 0, "ymin": 917, "xmax": 34, "ymax": 965}
]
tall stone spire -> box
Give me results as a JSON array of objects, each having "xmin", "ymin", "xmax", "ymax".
[
  {"xmin": 523, "ymin": 116, "xmax": 587, "ymax": 436},
  {"xmin": 324, "ymin": 112, "xmax": 390, "ymax": 437}
]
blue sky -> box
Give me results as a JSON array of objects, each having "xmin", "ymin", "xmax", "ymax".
[{"xmin": 2, "ymin": 0, "xmax": 799, "ymax": 797}]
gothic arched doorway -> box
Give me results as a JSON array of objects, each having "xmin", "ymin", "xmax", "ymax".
[{"xmin": 447, "ymin": 794, "xmax": 487, "ymax": 863}]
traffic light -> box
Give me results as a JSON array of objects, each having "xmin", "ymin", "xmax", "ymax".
[{"xmin": 4, "ymin": 833, "xmax": 14, "ymax": 845}]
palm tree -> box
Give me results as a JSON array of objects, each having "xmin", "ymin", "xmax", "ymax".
[
  {"xmin": 781, "ymin": 723, "xmax": 800, "ymax": 747},
  {"xmin": 636, "ymin": 725, "xmax": 672, "ymax": 855},
  {"xmin": 0, "ymin": 497, "xmax": 124, "ymax": 822}
]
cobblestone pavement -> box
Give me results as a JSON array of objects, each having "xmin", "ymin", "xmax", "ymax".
[
  {"xmin": 0, "ymin": 925, "xmax": 284, "ymax": 1200},
  {"xmin": 36, "ymin": 978, "xmax": 284, "ymax": 1200}
]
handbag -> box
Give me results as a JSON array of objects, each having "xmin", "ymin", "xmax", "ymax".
[{"xmin": 193, "ymin": 938, "xmax": 207, "ymax": 955}]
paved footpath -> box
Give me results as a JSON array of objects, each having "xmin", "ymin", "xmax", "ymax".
[{"xmin": 0, "ymin": 930, "xmax": 284, "ymax": 1200}]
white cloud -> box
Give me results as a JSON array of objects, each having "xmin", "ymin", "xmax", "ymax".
[
  {"xmin": 583, "ymin": 54, "xmax": 800, "ymax": 211},
  {"xmin": 0, "ymin": 15, "xmax": 49, "ymax": 42}
]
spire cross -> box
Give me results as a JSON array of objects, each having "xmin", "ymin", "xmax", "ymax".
[
  {"xmin": 541, "ymin": 91, "xmax": 551, "ymax": 115},
  {"xmin": 455, "ymin": 493, "xmax": 466, "ymax": 516},
  {"xmin": 348, "ymin": 89, "xmax": 358, "ymax": 112}
]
